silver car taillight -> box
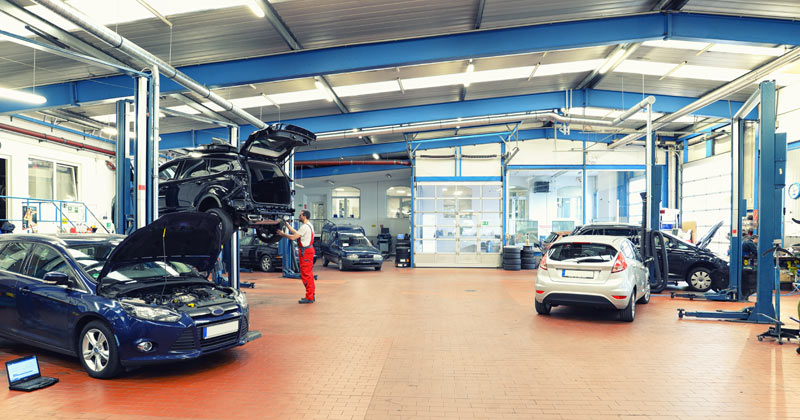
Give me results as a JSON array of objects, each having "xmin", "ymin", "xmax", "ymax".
[{"xmin": 611, "ymin": 253, "xmax": 627, "ymax": 273}]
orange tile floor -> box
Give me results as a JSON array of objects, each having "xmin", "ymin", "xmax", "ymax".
[{"xmin": 2, "ymin": 262, "xmax": 800, "ymax": 420}]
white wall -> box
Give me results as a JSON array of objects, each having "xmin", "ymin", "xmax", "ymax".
[
  {"xmin": 0, "ymin": 116, "xmax": 116, "ymax": 233},
  {"xmin": 298, "ymin": 176, "xmax": 412, "ymax": 239},
  {"xmin": 778, "ymin": 83, "xmax": 800, "ymax": 243}
]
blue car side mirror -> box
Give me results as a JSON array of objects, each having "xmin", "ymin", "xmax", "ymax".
[{"xmin": 43, "ymin": 271, "xmax": 70, "ymax": 286}]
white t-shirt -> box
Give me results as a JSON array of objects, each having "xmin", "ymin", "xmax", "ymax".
[{"xmin": 297, "ymin": 222, "xmax": 314, "ymax": 248}]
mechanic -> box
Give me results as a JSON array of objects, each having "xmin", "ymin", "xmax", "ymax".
[
  {"xmin": 277, "ymin": 210, "xmax": 316, "ymax": 304},
  {"xmin": 742, "ymin": 230, "xmax": 758, "ymax": 260}
]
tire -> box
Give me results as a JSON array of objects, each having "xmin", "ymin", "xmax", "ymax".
[
  {"xmin": 338, "ymin": 259, "xmax": 345, "ymax": 271},
  {"xmin": 687, "ymin": 267, "xmax": 713, "ymax": 292},
  {"xmin": 205, "ymin": 208, "xmax": 234, "ymax": 242},
  {"xmin": 374, "ymin": 266, "xmax": 382, "ymax": 271},
  {"xmin": 322, "ymin": 256, "xmax": 329, "ymax": 267},
  {"xmin": 504, "ymin": 264, "xmax": 521, "ymax": 271},
  {"xmin": 521, "ymin": 264, "xmax": 537, "ymax": 270},
  {"xmin": 637, "ymin": 284, "xmax": 651, "ymax": 304},
  {"xmin": 503, "ymin": 257, "xmax": 522, "ymax": 264},
  {"xmin": 259, "ymin": 255, "xmax": 273, "ymax": 272},
  {"xmin": 534, "ymin": 300, "xmax": 552, "ymax": 315},
  {"xmin": 521, "ymin": 257, "xmax": 537, "ymax": 264},
  {"xmin": 78, "ymin": 321, "xmax": 123, "ymax": 379},
  {"xmin": 619, "ymin": 289, "xmax": 636, "ymax": 322}
]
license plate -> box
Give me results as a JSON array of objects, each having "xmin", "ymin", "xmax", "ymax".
[
  {"xmin": 562, "ymin": 269, "xmax": 595, "ymax": 279},
  {"xmin": 203, "ymin": 320, "xmax": 238, "ymax": 339}
]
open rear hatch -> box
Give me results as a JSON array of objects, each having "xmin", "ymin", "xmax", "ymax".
[{"xmin": 239, "ymin": 123, "xmax": 316, "ymax": 162}]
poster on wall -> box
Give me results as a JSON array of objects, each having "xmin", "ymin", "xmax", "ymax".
[{"xmin": 22, "ymin": 205, "xmax": 38, "ymax": 233}]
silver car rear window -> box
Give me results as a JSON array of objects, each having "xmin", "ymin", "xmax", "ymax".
[{"xmin": 548, "ymin": 243, "xmax": 617, "ymax": 261}]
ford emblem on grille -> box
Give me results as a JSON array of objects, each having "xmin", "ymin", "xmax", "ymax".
[{"xmin": 210, "ymin": 306, "xmax": 224, "ymax": 316}]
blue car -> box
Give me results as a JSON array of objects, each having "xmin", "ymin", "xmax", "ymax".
[
  {"xmin": 319, "ymin": 223, "xmax": 384, "ymax": 271},
  {"xmin": 0, "ymin": 212, "xmax": 254, "ymax": 379}
]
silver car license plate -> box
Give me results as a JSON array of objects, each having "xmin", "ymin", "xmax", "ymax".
[{"xmin": 562, "ymin": 269, "xmax": 595, "ymax": 279}]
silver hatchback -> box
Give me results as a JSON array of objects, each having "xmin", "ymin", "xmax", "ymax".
[{"xmin": 534, "ymin": 235, "xmax": 651, "ymax": 322}]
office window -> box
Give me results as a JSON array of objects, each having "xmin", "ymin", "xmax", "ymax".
[
  {"xmin": 386, "ymin": 186, "xmax": 411, "ymax": 219},
  {"xmin": 29, "ymin": 159, "xmax": 78, "ymax": 201},
  {"xmin": 332, "ymin": 186, "xmax": 360, "ymax": 219}
]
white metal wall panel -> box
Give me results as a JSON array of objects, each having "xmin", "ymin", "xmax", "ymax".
[
  {"xmin": 415, "ymin": 148, "xmax": 456, "ymax": 177},
  {"xmin": 512, "ymin": 139, "xmax": 583, "ymax": 165},
  {"xmin": 586, "ymin": 145, "xmax": 644, "ymax": 165},
  {"xmin": 460, "ymin": 144, "xmax": 501, "ymax": 176},
  {"xmin": 681, "ymin": 153, "xmax": 731, "ymax": 256}
]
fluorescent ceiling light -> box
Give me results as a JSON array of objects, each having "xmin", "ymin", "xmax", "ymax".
[
  {"xmin": 247, "ymin": 0, "xmax": 265, "ymax": 17},
  {"xmin": 101, "ymin": 126, "xmax": 117, "ymax": 135},
  {"xmin": 614, "ymin": 60, "xmax": 674, "ymax": 76},
  {"xmin": 333, "ymin": 81, "xmax": 400, "ymax": 97},
  {"xmin": 0, "ymin": 87, "xmax": 46, "ymax": 104},
  {"xmin": 598, "ymin": 49, "xmax": 626, "ymax": 74},
  {"xmin": 314, "ymin": 81, "xmax": 334, "ymax": 102},
  {"xmin": 372, "ymin": 153, "xmax": 380, "ymax": 160},
  {"xmin": 615, "ymin": 60, "xmax": 748, "ymax": 82},
  {"xmin": 464, "ymin": 63, "xmax": 474, "ymax": 87},
  {"xmin": 258, "ymin": 89, "xmax": 327, "ymax": 104},
  {"xmin": 167, "ymin": 105, "xmax": 201, "ymax": 115},
  {"xmin": 643, "ymin": 40, "xmax": 785, "ymax": 57}
]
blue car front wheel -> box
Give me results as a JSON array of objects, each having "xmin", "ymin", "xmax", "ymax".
[{"xmin": 79, "ymin": 321, "xmax": 123, "ymax": 379}]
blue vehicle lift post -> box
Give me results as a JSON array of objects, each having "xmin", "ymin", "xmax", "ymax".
[{"xmin": 678, "ymin": 81, "xmax": 787, "ymax": 322}]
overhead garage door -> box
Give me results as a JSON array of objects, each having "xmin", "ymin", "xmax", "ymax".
[{"xmin": 681, "ymin": 153, "xmax": 731, "ymax": 258}]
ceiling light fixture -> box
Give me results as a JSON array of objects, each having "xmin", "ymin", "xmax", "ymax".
[
  {"xmin": 101, "ymin": 126, "xmax": 117, "ymax": 135},
  {"xmin": 372, "ymin": 153, "xmax": 380, "ymax": 160},
  {"xmin": 659, "ymin": 61, "xmax": 688, "ymax": 80},
  {"xmin": 598, "ymin": 48, "xmax": 627, "ymax": 74},
  {"xmin": 0, "ymin": 87, "xmax": 46, "ymax": 104},
  {"xmin": 463, "ymin": 61, "xmax": 475, "ymax": 87},
  {"xmin": 314, "ymin": 80, "xmax": 334, "ymax": 102},
  {"xmin": 247, "ymin": 0, "xmax": 265, "ymax": 18}
]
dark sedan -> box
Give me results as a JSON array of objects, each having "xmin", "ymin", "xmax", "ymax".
[
  {"xmin": 319, "ymin": 223, "xmax": 384, "ymax": 271},
  {"xmin": 0, "ymin": 212, "xmax": 255, "ymax": 379},
  {"xmin": 572, "ymin": 222, "xmax": 728, "ymax": 291}
]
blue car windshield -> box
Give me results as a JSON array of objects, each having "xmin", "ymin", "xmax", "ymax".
[
  {"xmin": 66, "ymin": 242, "xmax": 202, "ymax": 283},
  {"xmin": 340, "ymin": 233, "xmax": 371, "ymax": 248}
]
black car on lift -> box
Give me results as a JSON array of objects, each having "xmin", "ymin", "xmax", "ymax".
[
  {"xmin": 157, "ymin": 124, "xmax": 315, "ymax": 242},
  {"xmin": 319, "ymin": 223, "xmax": 384, "ymax": 271},
  {"xmin": 572, "ymin": 222, "xmax": 728, "ymax": 292}
]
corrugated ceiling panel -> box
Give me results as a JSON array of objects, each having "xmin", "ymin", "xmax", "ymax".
[
  {"xmin": 464, "ymin": 73, "xmax": 589, "ymax": 101},
  {"xmin": 684, "ymin": 1, "xmax": 800, "ymax": 19},
  {"xmin": 342, "ymin": 86, "xmax": 462, "ymax": 113},
  {"xmin": 596, "ymin": 73, "xmax": 755, "ymax": 102},
  {"xmin": 273, "ymin": 0, "xmax": 477, "ymax": 49},
  {"xmin": 480, "ymin": 0, "xmax": 654, "ymax": 29}
]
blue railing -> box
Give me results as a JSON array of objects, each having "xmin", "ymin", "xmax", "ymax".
[{"xmin": 0, "ymin": 195, "xmax": 110, "ymax": 234}]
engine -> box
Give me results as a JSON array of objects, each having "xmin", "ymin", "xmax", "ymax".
[{"xmin": 119, "ymin": 285, "xmax": 235, "ymax": 310}]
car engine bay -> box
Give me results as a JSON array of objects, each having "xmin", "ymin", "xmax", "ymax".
[{"xmin": 118, "ymin": 284, "xmax": 237, "ymax": 311}]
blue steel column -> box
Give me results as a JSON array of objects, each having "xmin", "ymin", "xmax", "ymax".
[
  {"xmin": 730, "ymin": 118, "xmax": 744, "ymax": 299},
  {"xmin": 751, "ymin": 81, "xmax": 778, "ymax": 322},
  {"xmin": 145, "ymin": 66, "xmax": 159, "ymax": 224},
  {"xmin": 228, "ymin": 125, "xmax": 240, "ymax": 289},
  {"xmin": 114, "ymin": 100, "xmax": 127, "ymax": 233}
]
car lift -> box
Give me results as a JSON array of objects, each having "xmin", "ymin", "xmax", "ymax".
[{"xmin": 677, "ymin": 81, "xmax": 791, "ymax": 329}]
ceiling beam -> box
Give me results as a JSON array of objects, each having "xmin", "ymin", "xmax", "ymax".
[
  {"xmin": 574, "ymin": 43, "xmax": 640, "ymax": 90},
  {"xmin": 4, "ymin": 12, "xmax": 800, "ymax": 114},
  {"xmin": 252, "ymin": 0, "xmax": 348, "ymax": 115}
]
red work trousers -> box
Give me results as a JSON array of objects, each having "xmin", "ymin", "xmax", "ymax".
[{"xmin": 299, "ymin": 247, "xmax": 315, "ymax": 300}]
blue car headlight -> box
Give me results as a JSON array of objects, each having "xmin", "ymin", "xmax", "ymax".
[
  {"xmin": 234, "ymin": 290, "xmax": 248, "ymax": 309},
  {"xmin": 347, "ymin": 254, "xmax": 359, "ymax": 261},
  {"xmin": 373, "ymin": 254, "xmax": 383, "ymax": 261},
  {"xmin": 121, "ymin": 303, "xmax": 181, "ymax": 322}
]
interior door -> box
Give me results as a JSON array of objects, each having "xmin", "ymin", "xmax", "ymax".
[{"xmin": 16, "ymin": 244, "xmax": 80, "ymax": 350}]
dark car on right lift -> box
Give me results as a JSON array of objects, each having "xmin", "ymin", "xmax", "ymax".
[
  {"xmin": 572, "ymin": 222, "xmax": 728, "ymax": 292},
  {"xmin": 319, "ymin": 223, "xmax": 384, "ymax": 271}
]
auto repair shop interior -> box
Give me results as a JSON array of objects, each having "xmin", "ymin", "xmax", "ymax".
[{"xmin": 1, "ymin": 0, "xmax": 800, "ymax": 419}]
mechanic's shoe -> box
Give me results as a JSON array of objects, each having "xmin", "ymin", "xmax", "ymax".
[{"xmin": 298, "ymin": 298, "xmax": 315, "ymax": 304}]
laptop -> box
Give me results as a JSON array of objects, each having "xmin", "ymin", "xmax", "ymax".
[{"xmin": 5, "ymin": 355, "xmax": 58, "ymax": 391}]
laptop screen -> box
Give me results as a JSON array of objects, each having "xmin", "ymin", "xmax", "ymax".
[{"xmin": 6, "ymin": 356, "xmax": 40, "ymax": 385}]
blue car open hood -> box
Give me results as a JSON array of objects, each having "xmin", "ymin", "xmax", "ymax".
[{"xmin": 96, "ymin": 212, "xmax": 223, "ymax": 285}]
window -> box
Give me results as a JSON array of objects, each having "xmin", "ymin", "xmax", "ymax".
[
  {"xmin": 0, "ymin": 242, "xmax": 31, "ymax": 273},
  {"xmin": 386, "ymin": 186, "xmax": 411, "ymax": 218},
  {"xmin": 208, "ymin": 158, "xmax": 241, "ymax": 174},
  {"xmin": 28, "ymin": 159, "xmax": 78, "ymax": 201},
  {"xmin": 26, "ymin": 245, "xmax": 75, "ymax": 282},
  {"xmin": 159, "ymin": 161, "xmax": 180, "ymax": 180},
  {"xmin": 179, "ymin": 159, "xmax": 209, "ymax": 179},
  {"xmin": 332, "ymin": 187, "xmax": 360, "ymax": 219},
  {"xmin": 548, "ymin": 242, "xmax": 617, "ymax": 262}
]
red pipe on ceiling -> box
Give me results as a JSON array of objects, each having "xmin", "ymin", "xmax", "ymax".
[
  {"xmin": 0, "ymin": 122, "xmax": 115, "ymax": 156},
  {"xmin": 295, "ymin": 160, "xmax": 411, "ymax": 166}
]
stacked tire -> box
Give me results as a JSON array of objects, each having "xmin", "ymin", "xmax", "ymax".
[
  {"xmin": 503, "ymin": 246, "xmax": 521, "ymax": 271},
  {"xmin": 521, "ymin": 245, "xmax": 540, "ymax": 270}
]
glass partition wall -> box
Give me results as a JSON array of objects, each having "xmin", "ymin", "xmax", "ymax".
[{"xmin": 506, "ymin": 169, "xmax": 644, "ymax": 244}]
